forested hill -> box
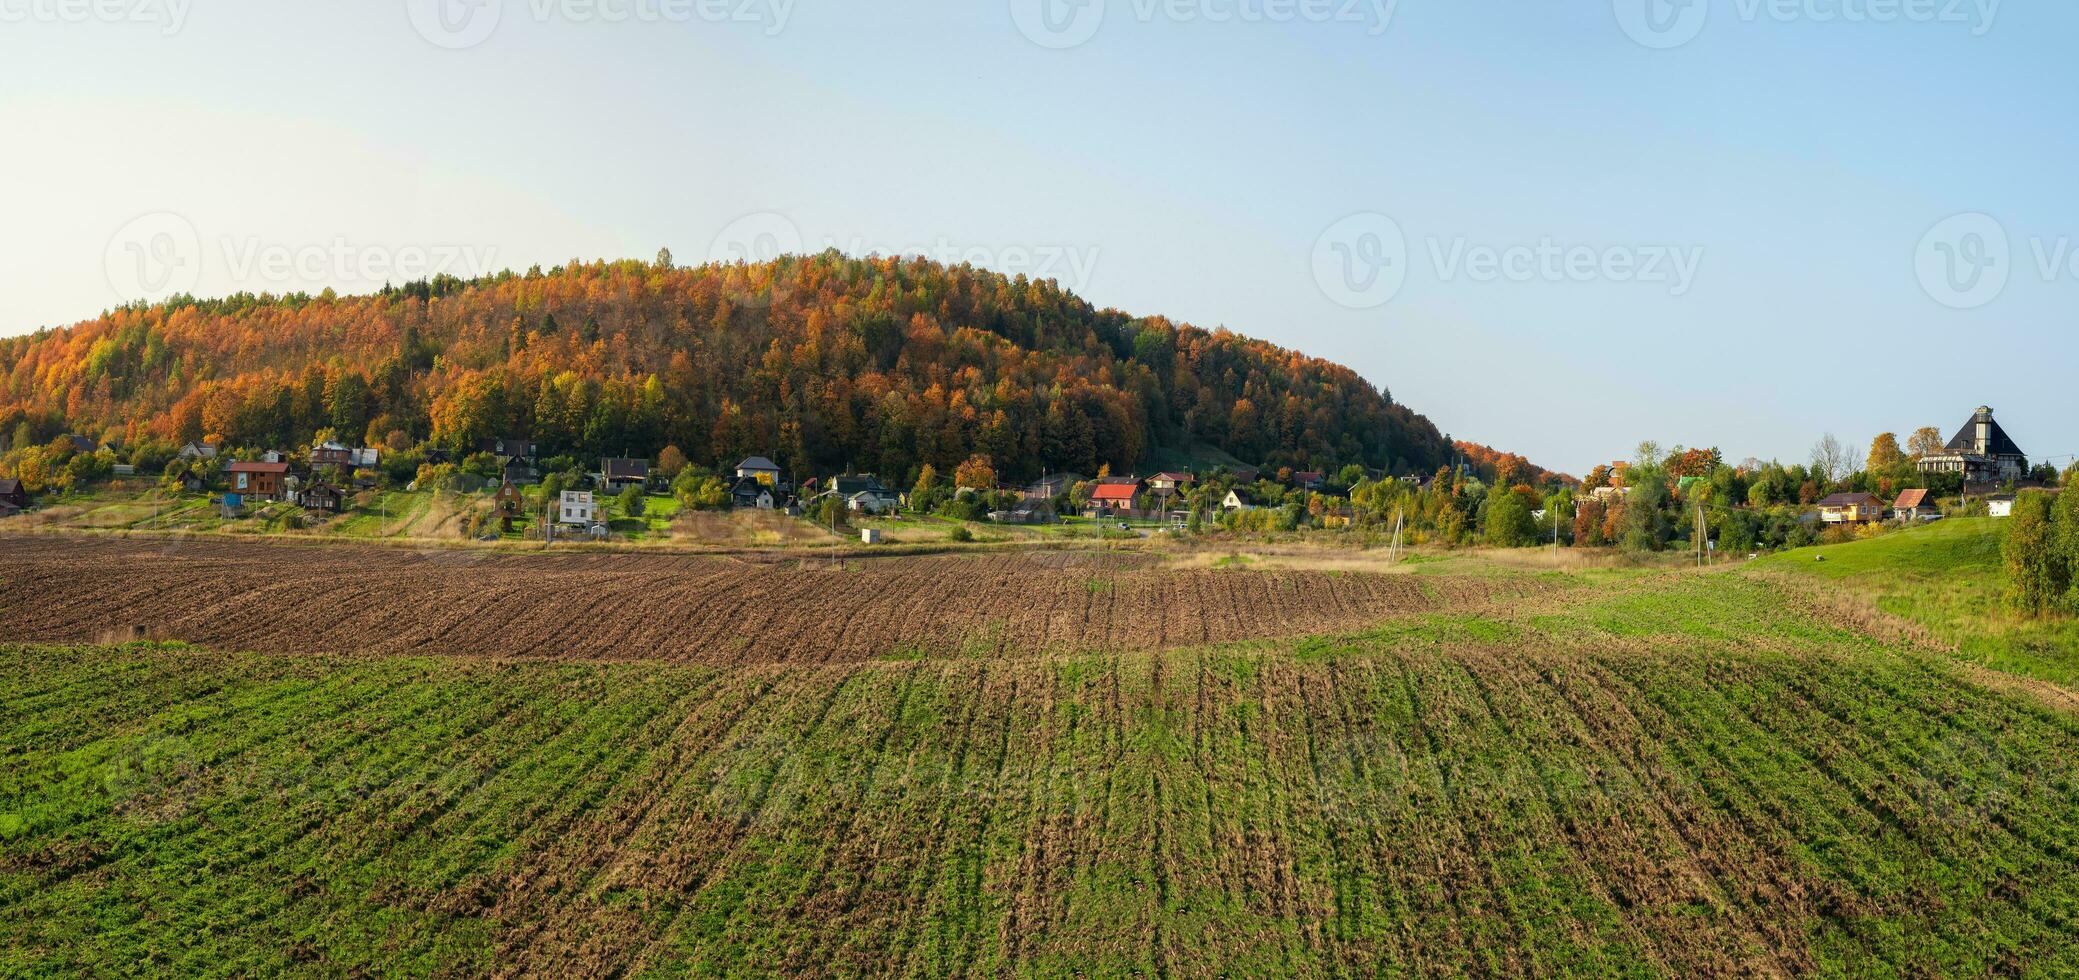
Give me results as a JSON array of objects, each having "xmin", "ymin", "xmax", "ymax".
[{"xmin": 0, "ymin": 252, "xmax": 1455, "ymax": 484}]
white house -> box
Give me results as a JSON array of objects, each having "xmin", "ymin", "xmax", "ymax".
[
  {"xmin": 558, "ymin": 490, "xmax": 596, "ymax": 526},
  {"xmin": 734, "ymin": 455, "xmax": 783, "ymax": 485},
  {"xmin": 1222, "ymin": 489, "xmax": 1255, "ymax": 511}
]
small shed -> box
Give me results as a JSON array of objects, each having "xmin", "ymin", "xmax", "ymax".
[{"xmin": 860, "ymin": 528, "xmax": 882, "ymax": 544}]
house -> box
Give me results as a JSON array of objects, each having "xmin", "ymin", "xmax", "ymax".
[
  {"xmin": 1223, "ymin": 489, "xmax": 1256, "ymax": 511},
  {"xmin": 0, "ymin": 500, "xmax": 19, "ymax": 519},
  {"xmin": 1891, "ymin": 488, "xmax": 1934, "ymax": 522},
  {"xmin": 62, "ymin": 434, "xmax": 96, "ymax": 454},
  {"xmin": 599, "ymin": 457, "xmax": 651, "ymax": 494},
  {"xmin": 309, "ymin": 441, "xmax": 354, "ymax": 467},
  {"xmin": 1987, "ymin": 494, "xmax": 2016, "ymax": 519},
  {"xmin": 557, "ymin": 490, "xmax": 596, "ymax": 527},
  {"xmin": 494, "ymin": 479, "xmax": 524, "ymax": 517},
  {"xmin": 0, "ymin": 478, "xmax": 29, "ymax": 511},
  {"xmin": 1147, "ymin": 471, "xmax": 1195, "ymax": 499},
  {"xmin": 300, "ymin": 484, "xmax": 346, "ymax": 514},
  {"xmin": 1817, "ymin": 492, "xmax": 1883, "ymax": 525},
  {"xmin": 1293, "ymin": 471, "xmax": 1326, "ymax": 491},
  {"xmin": 734, "ymin": 456, "xmax": 783, "ymax": 486},
  {"xmin": 494, "ymin": 479, "xmax": 525, "ymax": 531},
  {"xmin": 1918, "ymin": 406, "xmax": 2028, "ymax": 484},
  {"xmin": 993, "ymin": 497, "xmax": 1057, "ymax": 524},
  {"xmin": 225, "ymin": 461, "xmax": 290, "ymax": 500},
  {"xmin": 1230, "ymin": 467, "xmax": 1260, "ymax": 485},
  {"xmin": 177, "ymin": 442, "xmax": 219, "ymax": 461},
  {"xmin": 827, "ymin": 474, "xmax": 900, "ymax": 514},
  {"xmin": 1088, "ymin": 479, "xmax": 1141, "ymax": 516},
  {"xmin": 1025, "ymin": 472, "xmax": 1082, "ymax": 501},
  {"xmin": 480, "ymin": 438, "xmax": 538, "ymax": 482},
  {"xmin": 730, "ymin": 476, "xmax": 775, "ymax": 510}
]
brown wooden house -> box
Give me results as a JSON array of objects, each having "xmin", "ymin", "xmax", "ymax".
[{"xmin": 226, "ymin": 461, "xmax": 290, "ymax": 500}]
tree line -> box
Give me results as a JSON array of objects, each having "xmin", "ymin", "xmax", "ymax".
[{"xmin": 0, "ymin": 252, "xmax": 1455, "ymax": 489}]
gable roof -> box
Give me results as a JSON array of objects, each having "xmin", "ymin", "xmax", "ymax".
[
  {"xmin": 1945, "ymin": 408, "xmax": 2025, "ymax": 458},
  {"xmin": 601, "ymin": 457, "xmax": 650, "ymax": 479},
  {"xmin": 1151, "ymin": 471, "xmax": 1193, "ymax": 482},
  {"xmin": 735, "ymin": 456, "xmax": 780, "ymax": 472},
  {"xmin": 1090, "ymin": 482, "xmax": 1138, "ymax": 502},
  {"xmin": 1892, "ymin": 488, "xmax": 1930, "ymax": 510},
  {"xmin": 226, "ymin": 461, "xmax": 291, "ymax": 475},
  {"xmin": 831, "ymin": 475, "xmax": 889, "ymax": 495},
  {"xmin": 0, "ymin": 478, "xmax": 20, "ymax": 494},
  {"xmin": 1817, "ymin": 492, "xmax": 1880, "ymax": 507}
]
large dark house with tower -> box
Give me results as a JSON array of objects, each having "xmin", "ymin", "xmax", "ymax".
[{"xmin": 1917, "ymin": 406, "xmax": 2028, "ymax": 485}]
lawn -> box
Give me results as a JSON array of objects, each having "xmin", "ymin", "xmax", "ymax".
[
  {"xmin": 1756, "ymin": 518, "xmax": 2079, "ymax": 686},
  {"xmin": 3, "ymin": 567, "xmax": 2076, "ymax": 975}
]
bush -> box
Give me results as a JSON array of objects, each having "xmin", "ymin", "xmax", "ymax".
[
  {"xmin": 2004, "ymin": 492, "xmax": 2068, "ymax": 616},
  {"xmin": 949, "ymin": 526, "xmax": 974, "ymax": 543}
]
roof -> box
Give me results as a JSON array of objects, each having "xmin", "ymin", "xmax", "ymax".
[
  {"xmin": 0, "ymin": 478, "xmax": 19, "ymax": 494},
  {"xmin": 1151, "ymin": 471, "xmax": 1193, "ymax": 482},
  {"xmin": 735, "ymin": 456, "xmax": 780, "ymax": 472},
  {"xmin": 64, "ymin": 434, "xmax": 96, "ymax": 452},
  {"xmin": 1090, "ymin": 483, "xmax": 1138, "ymax": 501},
  {"xmin": 601, "ymin": 457, "xmax": 650, "ymax": 479},
  {"xmin": 1817, "ymin": 492, "xmax": 1880, "ymax": 507},
  {"xmin": 226, "ymin": 461, "xmax": 291, "ymax": 474},
  {"xmin": 1892, "ymin": 488, "xmax": 1930, "ymax": 509},
  {"xmin": 731, "ymin": 476, "xmax": 772, "ymax": 495},
  {"xmin": 1225, "ymin": 488, "xmax": 1256, "ymax": 503},
  {"xmin": 1294, "ymin": 471, "xmax": 1324, "ymax": 481},
  {"xmin": 1944, "ymin": 407, "xmax": 2025, "ymax": 458},
  {"xmin": 831, "ymin": 475, "xmax": 889, "ymax": 495}
]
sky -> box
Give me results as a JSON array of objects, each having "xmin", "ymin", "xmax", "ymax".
[{"xmin": 2, "ymin": 0, "xmax": 2073, "ymax": 475}]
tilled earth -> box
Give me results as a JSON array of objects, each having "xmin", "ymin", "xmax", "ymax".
[{"xmin": 0, "ymin": 533, "xmax": 1540, "ymax": 662}]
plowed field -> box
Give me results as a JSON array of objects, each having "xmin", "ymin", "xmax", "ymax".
[
  {"xmin": 0, "ymin": 534, "xmax": 1535, "ymax": 662},
  {"xmin": 5, "ymin": 534, "xmax": 2077, "ymax": 976}
]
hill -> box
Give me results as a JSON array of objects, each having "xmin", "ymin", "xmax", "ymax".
[
  {"xmin": 1758, "ymin": 518, "xmax": 2079, "ymax": 687},
  {"xmin": 0, "ymin": 253, "xmax": 1454, "ymax": 485}
]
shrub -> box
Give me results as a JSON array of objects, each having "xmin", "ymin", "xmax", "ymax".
[
  {"xmin": 2003, "ymin": 492, "xmax": 2067, "ymax": 616},
  {"xmin": 949, "ymin": 526, "xmax": 974, "ymax": 543}
]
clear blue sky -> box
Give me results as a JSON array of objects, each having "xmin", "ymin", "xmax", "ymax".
[{"xmin": 3, "ymin": 0, "xmax": 2073, "ymax": 474}]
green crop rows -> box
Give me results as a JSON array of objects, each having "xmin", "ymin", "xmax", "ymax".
[{"xmin": 3, "ymin": 573, "xmax": 2076, "ymax": 976}]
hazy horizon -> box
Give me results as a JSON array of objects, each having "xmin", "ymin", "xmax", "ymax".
[{"xmin": 4, "ymin": 0, "xmax": 2073, "ymax": 475}]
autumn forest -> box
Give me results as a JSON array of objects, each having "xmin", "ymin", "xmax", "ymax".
[{"xmin": 0, "ymin": 252, "xmax": 1454, "ymax": 484}]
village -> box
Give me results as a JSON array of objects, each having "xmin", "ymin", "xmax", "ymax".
[{"xmin": 0, "ymin": 404, "xmax": 2065, "ymax": 556}]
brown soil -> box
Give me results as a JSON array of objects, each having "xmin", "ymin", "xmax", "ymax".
[{"xmin": 0, "ymin": 533, "xmax": 1543, "ymax": 663}]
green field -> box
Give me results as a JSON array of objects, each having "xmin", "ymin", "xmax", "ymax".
[
  {"xmin": 4, "ymin": 550, "xmax": 2076, "ymax": 976},
  {"xmin": 1761, "ymin": 518, "xmax": 2079, "ymax": 686}
]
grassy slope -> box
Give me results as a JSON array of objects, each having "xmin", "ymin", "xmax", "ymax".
[
  {"xmin": 4, "ymin": 569, "xmax": 2077, "ymax": 976},
  {"xmin": 1755, "ymin": 518, "xmax": 2079, "ymax": 686}
]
